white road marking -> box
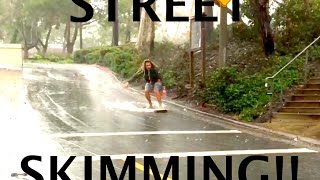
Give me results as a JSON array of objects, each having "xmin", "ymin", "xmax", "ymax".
[
  {"xmin": 45, "ymin": 93, "xmax": 90, "ymax": 127},
  {"xmin": 69, "ymin": 148, "xmax": 318, "ymax": 161},
  {"xmin": 49, "ymin": 130, "xmax": 242, "ymax": 138}
]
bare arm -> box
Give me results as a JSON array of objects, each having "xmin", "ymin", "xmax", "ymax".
[{"xmin": 125, "ymin": 67, "xmax": 143, "ymax": 83}]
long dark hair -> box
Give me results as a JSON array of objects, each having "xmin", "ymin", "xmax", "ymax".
[
  {"xmin": 143, "ymin": 59, "xmax": 155, "ymax": 70},
  {"xmin": 142, "ymin": 59, "xmax": 158, "ymax": 76}
]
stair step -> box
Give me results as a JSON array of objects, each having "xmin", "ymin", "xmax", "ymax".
[
  {"xmin": 284, "ymin": 101, "xmax": 320, "ymax": 107},
  {"xmin": 313, "ymin": 72, "xmax": 320, "ymax": 77},
  {"xmin": 291, "ymin": 94, "xmax": 320, "ymax": 101},
  {"xmin": 296, "ymin": 89, "xmax": 320, "ymax": 95},
  {"xmin": 305, "ymin": 83, "xmax": 320, "ymax": 89},
  {"xmin": 280, "ymin": 107, "xmax": 320, "ymax": 113},
  {"xmin": 309, "ymin": 78, "xmax": 320, "ymax": 84},
  {"xmin": 273, "ymin": 112, "xmax": 320, "ymax": 120}
]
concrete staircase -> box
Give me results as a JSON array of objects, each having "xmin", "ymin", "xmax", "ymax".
[{"xmin": 274, "ymin": 71, "xmax": 320, "ymax": 120}]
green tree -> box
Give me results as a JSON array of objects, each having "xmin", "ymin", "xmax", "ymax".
[
  {"xmin": 241, "ymin": 0, "xmax": 274, "ymax": 57},
  {"xmin": 272, "ymin": 0, "xmax": 320, "ymax": 54}
]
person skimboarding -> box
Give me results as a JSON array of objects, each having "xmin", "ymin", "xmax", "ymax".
[{"xmin": 123, "ymin": 59, "xmax": 165, "ymax": 110}]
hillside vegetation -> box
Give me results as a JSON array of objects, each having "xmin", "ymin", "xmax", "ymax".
[{"xmin": 29, "ymin": 0, "xmax": 320, "ymax": 121}]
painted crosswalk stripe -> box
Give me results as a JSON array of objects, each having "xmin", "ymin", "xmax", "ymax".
[
  {"xmin": 75, "ymin": 148, "xmax": 317, "ymax": 160},
  {"xmin": 49, "ymin": 130, "xmax": 242, "ymax": 138}
]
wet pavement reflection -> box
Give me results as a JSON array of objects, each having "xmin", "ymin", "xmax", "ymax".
[{"xmin": 1, "ymin": 64, "xmax": 319, "ymax": 179}]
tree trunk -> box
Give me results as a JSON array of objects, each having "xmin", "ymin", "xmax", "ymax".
[
  {"xmin": 80, "ymin": 23, "xmax": 83, "ymax": 49},
  {"xmin": 63, "ymin": 26, "xmax": 67, "ymax": 53},
  {"xmin": 20, "ymin": 23, "xmax": 38, "ymax": 59},
  {"xmin": 39, "ymin": 25, "xmax": 52, "ymax": 57},
  {"xmin": 252, "ymin": 0, "xmax": 274, "ymax": 57},
  {"xmin": 204, "ymin": 1, "xmax": 214, "ymax": 41},
  {"xmin": 150, "ymin": 21, "xmax": 155, "ymax": 53},
  {"xmin": 304, "ymin": 0, "xmax": 310, "ymax": 10},
  {"xmin": 65, "ymin": 21, "xmax": 71, "ymax": 53},
  {"xmin": 66, "ymin": 43, "xmax": 74, "ymax": 54},
  {"xmin": 136, "ymin": 3, "xmax": 156, "ymax": 56},
  {"xmin": 112, "ymin": 0, "xmax": 119, "ymax": 46},
  {"xmin": 35, "ymin": 46, "xmax": 41, "ymax": 53},
  {"xmin": 65, "ymin": 21, "xmax": 79, "ymax": 55},
  {"xmin": 125, "ymin": 28, "xmax": 131, "ymax": 43},
  {"xmin": 23, "ymin": 43, "xmax": 29, "ymax": 60},
  {"xmin": 125, "ymin": 12, "xmax": 132, "ymax": 43}
]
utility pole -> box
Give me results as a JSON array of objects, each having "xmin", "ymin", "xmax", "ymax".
[
  {"xmin": 201, "ymin": 19, "xmax": 206, "ymax": 87},
  {"xmin": 219, "ymin": 7, "xmax": 228, "ymax": 67}
]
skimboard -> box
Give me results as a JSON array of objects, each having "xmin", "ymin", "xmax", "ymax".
[
  {"xmin": 139, "ymin": 104, "xmax": 168, "ymax": 113},
  {"xmin": 136, "ymin": 102, "xmax": 168, "ymax": 113},
  {"xmin": 144, "ymin": 107, "xmax": 168, "ymax": 113},
  {"xmin": 154, "ymin": 108, "xmax": 168, "ymax": 113}
]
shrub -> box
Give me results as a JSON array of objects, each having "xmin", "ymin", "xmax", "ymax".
[
  {"xmin": 150, "ymin": 41, "xmax": 189, "ymax": 93},
  {"xmin": 196, "ymin": 54, "xmax": 304, "ymax": 121},
  {"xmin": 28, "ymin": 53, "xmax": 74, "ymax": 64},
  {"xmin": 73, "ymin": 45, "xmax": 142, "ymax": 78}
]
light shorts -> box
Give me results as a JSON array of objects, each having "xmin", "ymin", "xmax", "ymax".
[{"xmin": 145, "ymin": 82, "xmax": 162, "ymax": 92}]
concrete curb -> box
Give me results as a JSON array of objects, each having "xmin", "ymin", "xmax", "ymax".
[
  {"xmin": 134, "ymin": 87, "xmax": 320, "ymax": 148},
  {"xmin": 93, "ymin": 64, "xmax": 320, "ymax": 149}
]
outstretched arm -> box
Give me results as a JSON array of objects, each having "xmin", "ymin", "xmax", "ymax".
[
  {"xmin": 123, "ymin": 66, "xmax": 144, "ymax": 89},
  {"xmin": 126, "ymin": 67, "xmax": 143, "ymax": 83}
]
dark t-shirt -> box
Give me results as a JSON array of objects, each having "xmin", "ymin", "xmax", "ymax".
[
  {"xmin": 127, "ymin": 68, "xmax": 162, "ymax": 85},
  {"xmin": 144, "ymin": 69, "xmax": 161, "ymax": 84}
]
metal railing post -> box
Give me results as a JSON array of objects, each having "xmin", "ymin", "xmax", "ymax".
[
  {"xmin": 270, "ymin": 79, "xmax": 274, "ymax": 123},
  {"xmin": 266, "ymin": 78, "xmax": 274, "ymax": 123},
  {"xmin": 304, "ymin": 49, "xmax": 309, "ymax": 85},
  {"xmin": 265, "ymin": 35, "xmax": 320, "ymax": 123},
  {"xmin": 280, "ymin": 78, "xmax": 284, "ymax": 104}
]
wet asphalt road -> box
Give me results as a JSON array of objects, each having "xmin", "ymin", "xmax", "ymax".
[{"xmin": 2, "ymin": 64, "xmax": 320, "ymax": 180}]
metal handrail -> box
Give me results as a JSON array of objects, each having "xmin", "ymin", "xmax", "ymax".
[
  {"xmin": 266, "ymin": 35, "xmax": 320, "ymax": 81},
  {"xmin": 265, "ymin": 35, "xmax": 320, "ymax": 123}
]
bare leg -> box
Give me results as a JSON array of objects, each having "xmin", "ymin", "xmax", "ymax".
[
  {"xmin": 154, "ymin": 89, "xmax": 163, "ymax": 108},
  {"xmin": 145, "ymin": 90, "xmax": 153, "ymax": 108}
]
